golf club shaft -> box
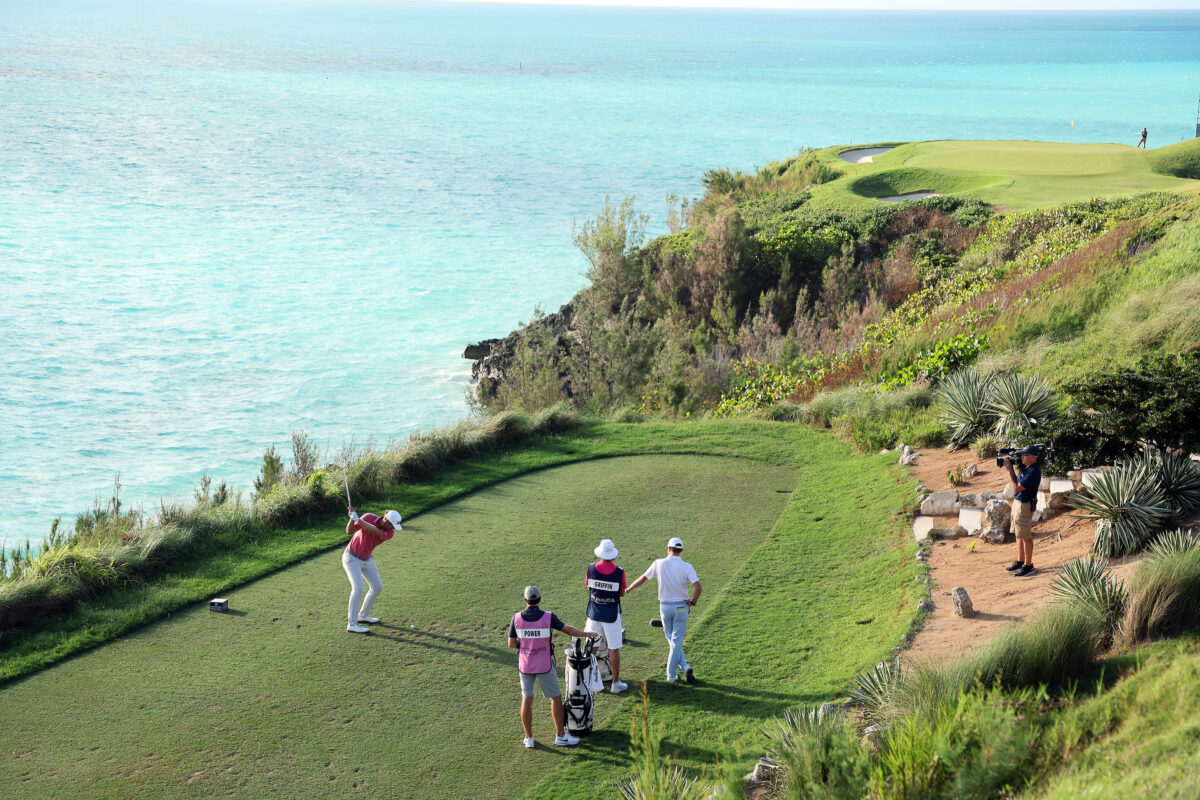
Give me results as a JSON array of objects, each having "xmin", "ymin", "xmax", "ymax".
[{"xmin": 342, "ymin": 462, "xmax": 352, "ymax": 507}]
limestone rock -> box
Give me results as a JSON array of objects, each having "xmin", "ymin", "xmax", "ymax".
[
  {"xmin": 959, "ymin": 492, "xmax": 979, "ymax": 508},
  {"xmin": 912, "ymin": 516, "xmax": 935, "ymax": 542},
  {"xmin": 744, "ymin": 757, "xmax": 780, "ymax": 784},
  {"xmin": 1039, "ymin": 475, "xmax": 1052, "ymax": 492},
  {"xmin": 915, "ymin": 484, "xmax": 928, "ymax": 494},
  {"xmin": 962, "ymin": 463, "xmax": 978, "ymax": 479},
  {"xmin": 861, "ymin": 724, "xmax": 882, "ymax": 752},
  {"xmin": 980, "ymin": 498, "xmax": 1012, "ymax": 543},
  {"xmin": 1003, "ymin": 484, "xmax": 1015, "ymax": 501},
  {"xmin": 957, "ymin": 507, "xmax": 983, "ymax": 536},
  {"xmin": 819, "ymin": 702, "xmax": 839, "ymax": 719},
  {"xmin": 980, "ymin": 490, "xmax": 1005, "ymax": 504},
  {"xmin": 918, "ymin": 599, "xmax": 934, "ymax": 612},
  {"xmin": 952, "ymin": 525, "xmax": 969, "ymax": 539},
  {"xmin": 952, "ymin": 586, "xmax": 975, "ymax": 618},
  {"xmin": 928, "ymin": 527, "xmax": 957, "ymax": 539},
  {"xmin": 1067, "ymin": 469, "xmax": 1082, "ymax": 482},
  {"xmin": 920, "ymin": 489, "xmax": 959, "ymax": 516},
  {"xmin": 899, "ymin": 446, "xmax": 919, "ymax": 466}
]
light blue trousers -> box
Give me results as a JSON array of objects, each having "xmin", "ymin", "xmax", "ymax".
[{"xmin": 659, "ymin": 601, "xmax": 691, "ymax": 679}]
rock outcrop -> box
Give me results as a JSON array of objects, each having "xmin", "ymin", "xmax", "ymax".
[{"xmin": 463, "ymin": 301, "xmax": 577, "ymax": 400}]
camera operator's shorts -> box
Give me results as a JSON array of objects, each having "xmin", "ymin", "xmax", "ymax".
[{"xmin": 1011, "ymin": 500, "xmax": 1034, "ymax": 540}]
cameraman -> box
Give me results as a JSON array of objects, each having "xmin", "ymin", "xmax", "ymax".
[{"xmin": 1004, "ymin": 447, "xmax": 1041, "ymax": 577}]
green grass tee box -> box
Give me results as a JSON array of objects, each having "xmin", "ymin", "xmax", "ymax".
[{"xmin": 1, "ymin": 455, "xmax": 796, "ymax": 799}]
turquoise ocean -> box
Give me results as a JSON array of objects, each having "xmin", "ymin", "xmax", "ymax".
[{"xmin": 3, "ymin": 0, "xmax": 1200, "ymax": 546}]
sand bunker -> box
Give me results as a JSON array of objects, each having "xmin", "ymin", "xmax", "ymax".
[
  {"xmin": 839, "ymin": 147, "xmax": 893, "ymax": 164},
  {"xmin": 879, "ymin": 192, "xmax": 940, "ymax": 202}
]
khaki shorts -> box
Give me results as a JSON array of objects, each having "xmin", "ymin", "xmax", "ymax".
[
  {"xmin": 1011, "ymin": 500, "xmax": 1034, "ymax": 540},
  {"xmin": 519, "ymin": 669, "xmax": 561, "ymax": 698}
]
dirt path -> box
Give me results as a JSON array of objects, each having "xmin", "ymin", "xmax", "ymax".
[{"xmin": 902, "ymin": 448, "xmax": 1143, "ymax": 667}]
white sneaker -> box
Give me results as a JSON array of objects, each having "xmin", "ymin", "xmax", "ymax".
[
  {"xmin": 610, "ymin": 680, "xmax": 629, "ymax": 694},
  {"xmin": 357, "ymin": 616, "xmax": 381, "ymax": 624},
  {"xmin": 554, "ymin": 733, "xmax": 580, "ymax": 747},
  {"xmin": 523, "ymin": 737, "xmax": 535, "ymax": 748},
  {"xmin": 346, "ymin": 623, "xmax": 370, "ymax": 634}
]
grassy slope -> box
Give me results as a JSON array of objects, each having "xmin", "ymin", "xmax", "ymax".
[
  {"xmin": 982, "ymin": 200, "xmax": 1200, "ymax": 381},
  {"xmin": 0, "ymin": 421, "xmax": 918, "ymax": 800},
  {"xmin": 1021, "ymin": 636, "xmax": 1200, "ymax": 800},
  {"xmin": 810, "ymin": 139, "xmax": 1200, "ymax": 211}
]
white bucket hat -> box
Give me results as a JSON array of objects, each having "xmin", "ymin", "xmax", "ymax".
[
  {"xmin": 383, "ymin": 509, "xmax": 403, "ymax": 531},
  {"xmin": 594, "ymin": 539, "xmax": 619, "ymax": 560}
]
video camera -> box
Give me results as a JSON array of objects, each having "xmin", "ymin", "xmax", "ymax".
[{"xmin": 996, "ymin": 443, "xmax": 1050, "ymax": 468}]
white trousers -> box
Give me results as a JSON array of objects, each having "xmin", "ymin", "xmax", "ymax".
[{"xmin": 342, "ymin": 549, "xmax": 383, "ymax": 624}]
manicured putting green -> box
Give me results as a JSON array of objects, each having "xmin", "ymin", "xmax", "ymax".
[
  {"xmin": 812, "ymin": 139, "xmax": 1200, "ymax": 210},
  {"xmin": 0, "ymin": 455, "xmax": 797, "ymax": 800}
]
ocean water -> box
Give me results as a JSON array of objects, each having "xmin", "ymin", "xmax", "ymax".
[{"xmin": 3, "ymin": 1, "xmax": 1199, "ymax": 547}]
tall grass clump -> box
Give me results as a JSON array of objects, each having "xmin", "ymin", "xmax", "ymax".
[
  {"xmin": 620, "ymin": 687, "xmax": 726, "ymax": 800},
  {"xmin": 936, "ymin": 369, "xmax": 994, "ymax": 447},
  {"xmin": 986, "ymin": 372, "xmax": 1057, "ymax": 438},
  {"xmin": 1049, "ymin": 556, "xmax": 1127, "ymax": 637},
  {"xmin": 1121, "ymin": 546, "xmax": 1200, "ymax": 645},
  {"xmin": 1068, "ymin": 460, "xmax": 1172, "ymax": 557},
  {"xmin": 967, "ymin": 604, "xmax": 1106, "ymax": 689}
]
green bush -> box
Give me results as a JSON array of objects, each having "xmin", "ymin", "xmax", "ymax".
[
  {"xmin": 970, "ymin": 435, "xmax": 1000, "ymax": 459},
  {"xmin": 766, "ymin": 707, "xmax": 872, "ymax": 800},
  {"xmin": 986, "ymin": 372, "xmax": 1057, "ymax": 439}
]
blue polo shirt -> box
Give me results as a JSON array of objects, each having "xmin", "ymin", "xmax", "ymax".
[{"xmin": 1015, "ymin": 465, "xmax": 1041, "ymax": 504}]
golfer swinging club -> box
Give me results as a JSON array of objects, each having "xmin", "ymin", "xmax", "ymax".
[
  {"xmin": 626, "ymin": 537, "xmax": 702, "ymax": 683},
  {"xmin": 509, "ymin": 585, "xmax": 598, "ymax": 748},
  {"xmin": 343, "ymin": 505, "xmax": 403, "ymax": 633}
]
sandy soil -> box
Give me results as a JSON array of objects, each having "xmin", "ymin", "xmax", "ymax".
[
  {"xmin": 880, "ymin": 192, "xmax": 941, "ymax": 203},
  {"xmin": 901, "ymin": 448, "xmax": 1144, "ymax": 667}
]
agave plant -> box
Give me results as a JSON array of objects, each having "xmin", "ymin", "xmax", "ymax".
[
  {"xmin": 1144, "ymin": 449, "xmax": 1200, "ymax": 524},
  {"xmin": 936, "ymin": 369, "xmax": 994, "ymax": 447},
  {"xmin": 1049, "ymin": 556, "xmax": 1127, "ymax": 633},
  {"xmin": 1146, "ymin": 527, "xmax": 1200, "ymax": 559},
  {"xmin": 986, "ymin": 372, "xmax": 1058, "ymax": 438},
  {"xmin": 1068, "ymin": 462, "xmax": 1172, "ymax": 557}
]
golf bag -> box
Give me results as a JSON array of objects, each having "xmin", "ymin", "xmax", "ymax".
[
  {"xmin": 563, "ymin": 637, "xmax": 601, "ymax": 736},
  {"xmin": 594, "ymin": 637, "xmax": 612, "ymax": 683}
]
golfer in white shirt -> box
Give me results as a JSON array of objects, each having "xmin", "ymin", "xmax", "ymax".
[{"xmin": 626, "ymin": 537, "xmax": 702, "ymax": 683}]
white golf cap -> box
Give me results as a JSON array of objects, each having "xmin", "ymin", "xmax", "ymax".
[
  {"xmin": 668, "ymin": 537, "xmax": 684, "ymax": 550},
  {"xmin": 594, "ymin": 539, "xmax": 619, "ymax": 560},
  {"xmin": 384, "ymin": 509, "xmax": 403, "ymax": 530}
]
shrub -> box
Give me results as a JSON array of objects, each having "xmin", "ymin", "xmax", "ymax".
[
  {"xmin": 1062, "ymin": 352, "xmax": 1200, "ymax": 455},
  {"xmin": 1049, "ymin": 556, "xmax": 1127, "ymax": 638},
  {"xmin": 1121, "ymin": 547, "xmax": 1200, "ymax": 644},
  {"xmin": 252, "ymin": 444, "xmax": 285, "ymax": 500},
  {"xmin": 971, "ymin": 435, "xmax": 1000, "ymax": 459},
  {"xmin": 936, "ymin": 369, "xmax": 994, "ymax": 447},
  {"xmin": 620, "ymin": 688, "xmax": 724, "ymax": 800},
  {"xmin": 1067, "ymin": 461, "xmax": 1172, "ymax": 557},
  {"xmin": 766, "ymin": 707, "xmax": 872, "ymax": 800},
  {"xmin": 986, "ymin": 372, "xmax": 1057, "ymax": 439}
]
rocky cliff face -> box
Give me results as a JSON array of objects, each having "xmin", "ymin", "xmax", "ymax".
[{"xmin": 462, "ymin": 300, "xmax": 577, "ymax": 402}]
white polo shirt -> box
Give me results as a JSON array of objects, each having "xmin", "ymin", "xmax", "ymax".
[{"xmin": 642, "ymin": 554, "xmax": 699, "ymax": 603}]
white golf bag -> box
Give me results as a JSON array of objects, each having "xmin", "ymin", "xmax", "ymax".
[
  {"xmin": 594, "ymin": 636, "xmax": 612, "ymax": 683},
  {"xmin": 564, "ymin": 637, "xmax": 602, "ymax": 735}
]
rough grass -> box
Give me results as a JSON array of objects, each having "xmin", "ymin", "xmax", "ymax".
[{"xmin": 0, "ymin": 421, "xmax": 918, "ymax": 800}]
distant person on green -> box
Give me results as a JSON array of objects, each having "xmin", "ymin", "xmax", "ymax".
[
  {"xmin": 626, "ymin": 537, "xmax": 702, "ymax": 683},
  {"xmin": 1138, "ymin": 127, "xmax": 1147, "ymax": 148},
  {"xmin": 508, "ymin": 585, "xmax": 598, "ymax": 749},
  {"xmin": 343, "ymin": 506, "xmax": 402, "ymax": 634}
]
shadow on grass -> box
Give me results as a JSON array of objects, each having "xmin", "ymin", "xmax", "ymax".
[
  {"xmin": 641, "ymin": 679, "xmax": 828, "ymax": 719},
  {"xmin": 368, "ymin": 625, "xmax": 513, "ymax": 667}
]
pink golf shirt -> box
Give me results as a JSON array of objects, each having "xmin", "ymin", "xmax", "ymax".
[{"xmin": 347, "ymin": 513, "xmax": 394, "ymax": 560}]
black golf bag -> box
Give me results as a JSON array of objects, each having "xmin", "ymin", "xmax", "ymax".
[{"xmin": 564, "ymin": 637, "xmax": 599, "ymax": 736}]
